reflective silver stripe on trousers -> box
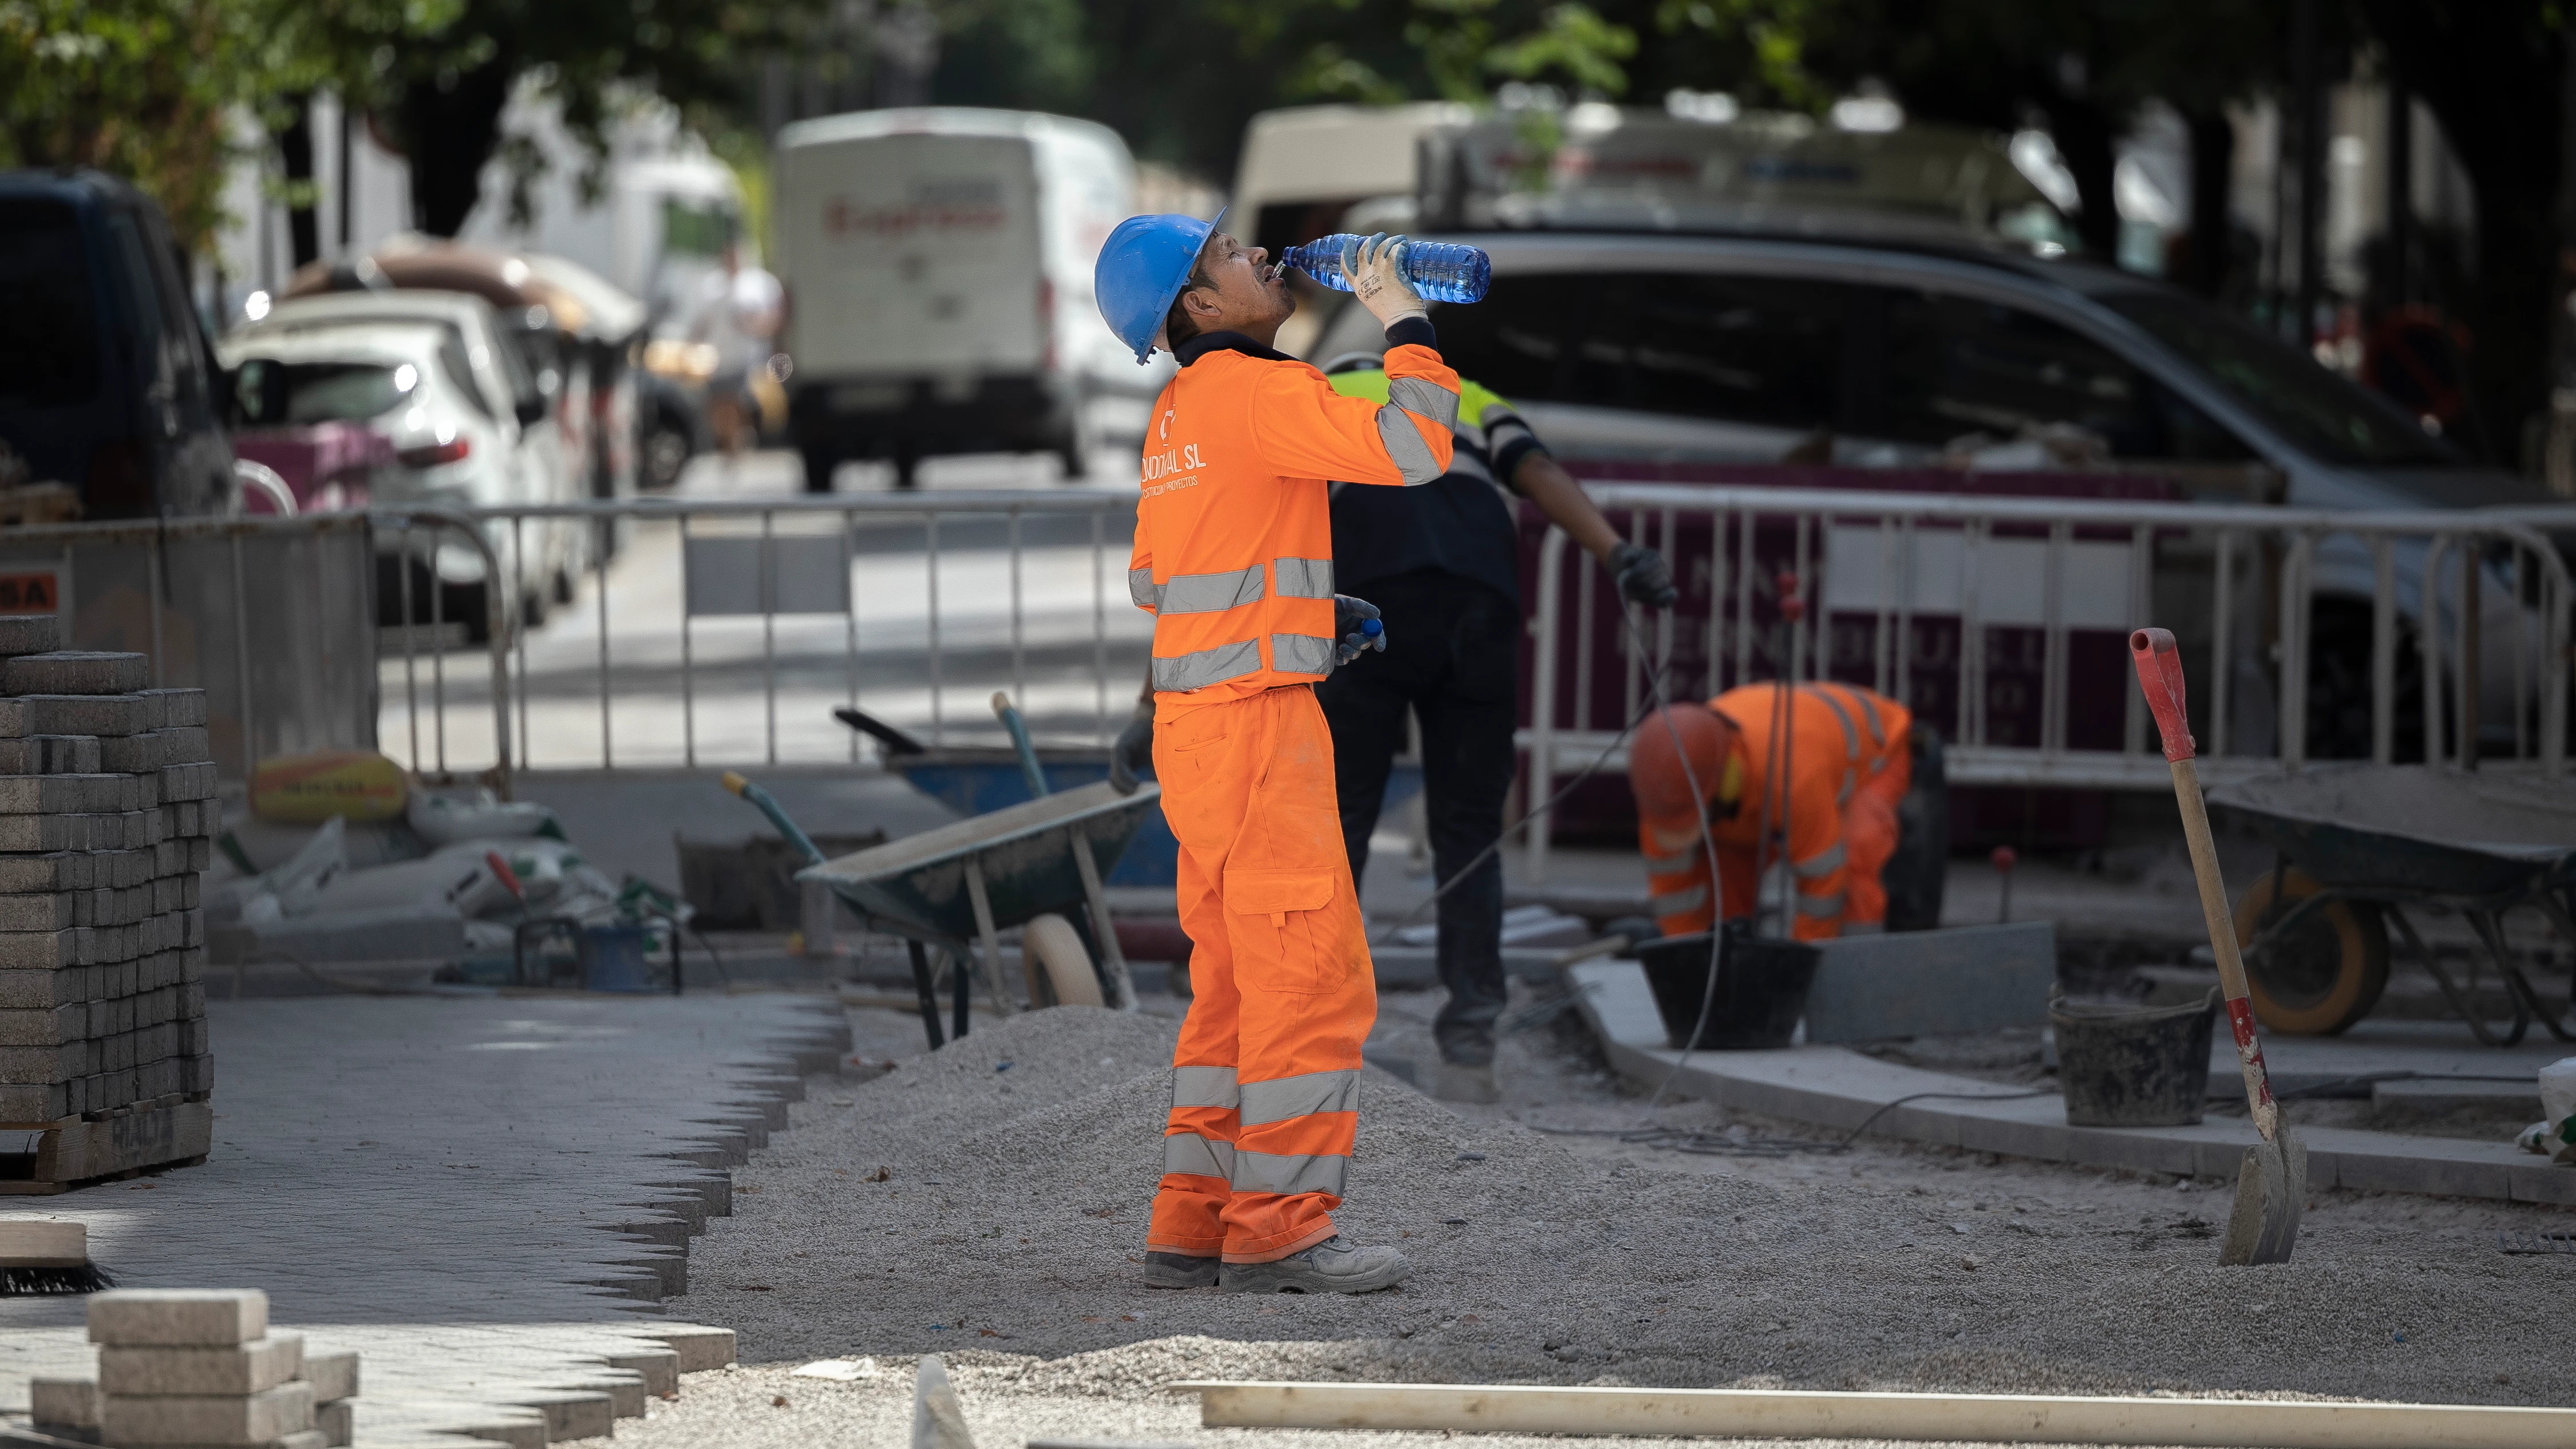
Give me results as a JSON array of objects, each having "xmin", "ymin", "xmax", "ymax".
[
  {"xmin": 1796, "ymin": 891, "xmax": 1847, "ymax": 918},
  {"xmin": 1388, "ymin": 374, "xmax": 1461, "ymax": 429},
  {"xmin": 1159, "ymin": 565, "xmax": 1266, "ymax": 615},
  {"xmin": 1651, "ymin": 883, "xmax": 1709, "ymax": 915},
  {"xmin": 1792, "ymin": 841, "xmax": 1847, "ymax": 879},
  {"xmin": 1643, "ymin": 846, "xmax": 1700, "ymax": 869},
  {"xmin": 1171, "ymin": 1065, "xmax": 1239, "ymax": 1109},
  {"xmin": 1273, "ymin": 557, "xmax": 1333, "ymax": 598},
  {"xmin": 1234, "ymin": 1148, "xmax": 1348, "ymax": 1198},
  {"xmin": 1239, "ymin": 1068, "xmax": 1360, "ymax": 1127},
  {"xmin": 1375, "ymin": 405, "xmax": 1447, "ymax": 485},
  {"xmin": 1153, "ymin": 638, "xmax": 1262, "ymax": 692},
  {"xmin": 1129, "ymin": 567, "xmax": 1161, "ymax": 610},
  {"xmin": 1163, "ymin": 1131, "xmax": 1236, "ymax": 1180},
  {"xmin": 1270, "ymin": 633, "xmax": 1336, "ymax": 676}
]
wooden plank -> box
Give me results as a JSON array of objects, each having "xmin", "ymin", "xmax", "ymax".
[
  {"xmin": 1176, "ymin": 1381, "xmax": 2576, "ymax": 1449},
  {"xmin": 11, "ymin": 1101, "xmax": 215, "ymax": 1187}
]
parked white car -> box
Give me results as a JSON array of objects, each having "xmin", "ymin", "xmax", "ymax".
[{"xmin": 224, "ymin": 298, "xmax": 574, "ymax": 638}]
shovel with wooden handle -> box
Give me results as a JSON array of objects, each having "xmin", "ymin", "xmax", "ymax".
[{"xmin": 2129, "ymin": 627, "xmax": 2306, "ymax": 1266}]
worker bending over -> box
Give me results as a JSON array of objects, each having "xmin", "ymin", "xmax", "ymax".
[
  {"xmin": 1094, "ymin": 215, "xmax": 1457, "ymax": 1294},
  {"xmin": 1317, "ymin": 354, "xmax": 1673, "ymax": 1103},
  {"xmin": 1628, "ymin": 682, "xmax": 1912, "ymax": 942}
]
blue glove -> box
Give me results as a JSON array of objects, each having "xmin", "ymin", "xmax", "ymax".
[
  {"xmin": 1108, "ymin": 709, "xmax": 1152, "ymax": 795},
  {"xmin": 1333, "ymin": 594, "xmax": 1386, "ymax": 666}
]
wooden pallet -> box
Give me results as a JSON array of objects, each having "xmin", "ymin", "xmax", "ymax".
[{"xmin": 0, "ymin": 1099, "xmax": 214, "ymax": 1194}]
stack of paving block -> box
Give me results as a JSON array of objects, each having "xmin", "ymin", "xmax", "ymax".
[
  {"xmin": 0, "ymin": 616, "xmax": 215, "ymax": 1129},
  {"xmin": 31, "ymin": 1289, "xmax": 359, "ymax": 1448}
]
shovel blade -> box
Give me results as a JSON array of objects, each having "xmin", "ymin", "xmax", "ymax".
[{"xmin": 2218, "ymin": 1128, "xmax": 2308, "ymax": 1266}]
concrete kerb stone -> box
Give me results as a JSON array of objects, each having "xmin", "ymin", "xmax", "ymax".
[
  {"xmin": 314, "ymin": 1397, "xmax": 352, "ymax": 1446},
  {"xmin": 499, "ymin": 1388, "xmax": 615, "ymax": 1440},
  {"xmin": 601, "ymin": 1347, "xmax": 681, "ymax": 1397},
  {"xmin": 642, "ymin": 1325, "xmax": 736, "ymax": 1374},
  {"xmin": 98, "ymin": 1332, "xmax": 305, "ymax": 1396},
  {"xmin": 90, "ymin": 1289, "xmax": 269, "ymax": 1347},
  {"xmin": 544, "ymin": 1367, "xmax": 649, "ymax": 1419},
  {"xmin": 98, "ymin": 1377, "xmax": 315, "ymax": 1444},
  {"xmin": 299, "ymin": 1349, "xmax": 358, "ymax": 1406},
  {"xmin": 1569, "ymin": 958, "xmax": 2576, "ymax": 1204}
]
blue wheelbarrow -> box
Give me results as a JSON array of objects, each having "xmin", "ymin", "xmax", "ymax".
[{"xmin": 727, "ymin": 696, "xmax": 1160, "ymax": 1049}]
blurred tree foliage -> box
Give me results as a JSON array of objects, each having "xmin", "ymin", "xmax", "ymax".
[{"xmin": 0, "ymin": 0, "xmax": 263, "ymax": 252}]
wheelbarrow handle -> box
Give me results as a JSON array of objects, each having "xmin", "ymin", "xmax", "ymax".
[{"xmin": 721, "ymin": 771, "xmax": 828, "ymax": 869}]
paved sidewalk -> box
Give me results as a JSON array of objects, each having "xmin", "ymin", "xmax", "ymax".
[{"xmin": 0, "ymin": 992, "xmax": 847, "ymax": 1446}]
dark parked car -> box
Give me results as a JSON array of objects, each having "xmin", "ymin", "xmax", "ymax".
[{"xmin": 0, "ymin": 170, "xmax": 232, "ymax": 518}]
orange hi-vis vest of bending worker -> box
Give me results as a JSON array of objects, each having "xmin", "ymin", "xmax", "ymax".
[
  {"xmin": 1641, "ymin": 681, "xmax": 1911, "ymax": 941},
  {"xmin": 1128, "ymin": 331, "xmax": 1460, "ymax": 708}
]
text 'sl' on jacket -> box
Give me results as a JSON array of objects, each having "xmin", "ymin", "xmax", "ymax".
[{"xmin": 1128, "ymin": 322, "xmax": 1461, "ymax": 713}]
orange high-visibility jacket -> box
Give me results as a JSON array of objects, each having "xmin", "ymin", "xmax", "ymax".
[
  {"xmin": 1641, "ymin": 682, "xmax": 1910, "ymax": 939},
  {"xmin": 1129, "ymin": 329, "xmax": 1460, "ymax": 709}
]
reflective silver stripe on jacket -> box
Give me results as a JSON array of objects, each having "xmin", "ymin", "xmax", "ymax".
[
  {"xmin": 1273, "ymin": 557, "xmax": 1334, "ymax": 598},
  {"xmin": 1803, "ymin": 686, "xmax": 1861, "ymax": 805},
  {"xmin": 1239, "ymin": 1068, "xmax": 1360, "ymax": 1127},
  {"xmin": 1129, "ymin": 567, "xmax": 1161, "ymax": 610},
  {"xmin": 1795, "ymin": 891, "xmax": 1846, "ymax": 918},
  {"xmin": 1389, "ymin": 374, "xmax": 1461, "ymax": 429},
  {"xmin": 1162, "ymin": 1131, "xmax": 1236, "ymax": 1180},
  {"xmin": 1171, "ymin": 1065, "xmax": 1240, "ymax": 1110},
  {"xmin": 1376, "ymin": 406, "xmax": 1446, "ymax": 485},
  {"xmin": 1270, "ymin": 633, "xmax": 1336, "ymax": 676},
  {"xmin": 1847, "ymin": 688, "xmax": 1887, "ymax": 748},
  {"xmin": 1792, "ymin": 841, "xmax": 1847, "ymax": 879},
  {"xmin": 1650, "ymin": 883, "xmax": 1709, "ymax": 915},
  {"xmin": 1153, "ymin": 639, "xmax": 1262, "ymax": 692},
  {"xmin": 1159, "ymin": 565, "xmax": 1266, "ymax": 615},
  {"xmin": 1233, "ymin": 1148, "xmax": 1348, "ymax": 1198}
]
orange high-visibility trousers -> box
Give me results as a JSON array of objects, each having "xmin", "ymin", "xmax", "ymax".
[{"xmin": 1147, "ymin": 684, "xmax": 1376, "ymax": 1264}]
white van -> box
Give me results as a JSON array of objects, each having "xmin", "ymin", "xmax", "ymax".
[{"xmin": 773, "ymin": 108, "xmax": 1139, "ymax": 489}]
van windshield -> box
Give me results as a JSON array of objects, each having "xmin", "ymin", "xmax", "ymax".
[
  {"xmin": 2097, "ymin": 291, "xmax": 2460, "ymax": 467},
  {"xmin": 0, "ymin": 199, "xmax": 100, "ymax": 408}
]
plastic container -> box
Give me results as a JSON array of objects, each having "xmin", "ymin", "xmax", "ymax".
[
  {"xmin": 1279, "ymin": 235, "xmax": 1491, "ymax": 303},
  {"xmin": 1632, "ymin": 925, "xmax": 1820, "ymax": 1050},
  {"xmin": 2051, "ymin": 989, "xmax": 2216, "ymax": 1127}
]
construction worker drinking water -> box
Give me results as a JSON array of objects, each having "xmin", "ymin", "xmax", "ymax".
[{"xmin": 1093, "ymin": 215, "xmax": 1457, "ymax": 1294}]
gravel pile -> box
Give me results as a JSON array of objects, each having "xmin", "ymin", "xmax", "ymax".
[{"xmin": 658, "ymin": 1002, "xmax": 2573, "ymax": 1429}]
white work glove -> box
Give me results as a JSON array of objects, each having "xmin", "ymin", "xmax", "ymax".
[
  {"xmin": 1340, "ymin": 232, "xmax": 1427, "ymax": 330},
  {"xmin": 1332, "ymin": 594, "xmax": 1386, "ymax": 666}
]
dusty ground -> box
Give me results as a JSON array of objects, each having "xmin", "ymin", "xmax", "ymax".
[{"xmin": 598, "ymin": 984, "xmax": 2573, "ymax": 1448}]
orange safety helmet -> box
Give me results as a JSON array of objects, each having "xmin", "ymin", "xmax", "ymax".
[{"xmin": 1629, "ymin": 702, "xmax": 1741, "ymax": 816}]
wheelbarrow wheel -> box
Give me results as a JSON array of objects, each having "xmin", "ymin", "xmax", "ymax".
[
  {"xmin": 2233, "ymin": 867, "xmax": 2388, "ymax": 1035},
  {"xmin": 1022, "ymin": 913, "xmax": 1104, "ymax": 1008}
]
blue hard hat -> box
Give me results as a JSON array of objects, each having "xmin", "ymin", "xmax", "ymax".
[{"xmin": 1095, "ymin": 208, "xmax": 1224, "ymax": 364}]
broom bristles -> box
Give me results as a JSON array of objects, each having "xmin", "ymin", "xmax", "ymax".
[{"xmin": 0, "ymin": 1262, "xmax": 114, "ymax": 1295}]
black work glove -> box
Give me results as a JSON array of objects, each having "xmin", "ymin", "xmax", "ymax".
[
  {"xmin": 1609, "ymin": 541, "xmax": 1678, "ymax": 608},
  {"xmin": 1108, "ymin": 708, "xmax": 1152, "ymax": 795},
  {"xmin": 1333, "ymin": 594, "xmax": 1386, "ymax": 666}
]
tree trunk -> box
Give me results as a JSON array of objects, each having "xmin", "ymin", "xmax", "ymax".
[
  {"xmin": 2040, "ymin": 97, "xmax": 2121, "ymax": 260},
  {"xmin": 400, "ymin": 62, "xmax": 513, "ymax": 238},
  {"xmin": 2181, "ymin": 106, "xmax": 2237, "ymax": 299},
  {"xmin": 275, "ymin": 96, "xmax": 318, "ymax": 269}
]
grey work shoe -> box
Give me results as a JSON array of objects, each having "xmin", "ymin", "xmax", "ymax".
[
  {"xmin": 1221, "ymin": 1236, "xmax": 1412, "ymax": 1294},
  {"xmin": 1433, "ymin": 1059, "xmax": 1500, "ymax": 1104},
  {"xmin": 1140, "ymin": 1251, "xmax": 1219, "ymax": 1289}
]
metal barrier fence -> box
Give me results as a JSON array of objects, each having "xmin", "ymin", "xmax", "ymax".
[
  {"xmin": 1523, "ymin": 484, "xmax": 2574, "ymax": 879},
  {"xmin": 0, "ymin": 508, "xmax": 510, "ymax": 785},
  {"xmin": 378, "ymin": 492, "xmax": 1145, "ymax": 781}
]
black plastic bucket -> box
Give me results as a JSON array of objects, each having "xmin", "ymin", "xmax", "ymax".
[
  {"xmin": 1633, "ymin": 926, "xmax": 1821, "ymax": 1050},
  {"xmin": 2052, "ymin": 989, "xmax": 2217, "ymax": 1127}
]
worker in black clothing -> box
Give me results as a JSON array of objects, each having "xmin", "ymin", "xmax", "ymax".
[{"xmin": 1311, "ymin": 353, "xmax": 1673, "ymax": 1101}]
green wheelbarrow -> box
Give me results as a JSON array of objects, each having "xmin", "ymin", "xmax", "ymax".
[{"xmin": 722, "ymin": 695, "xmax": 1157, "ymax": 1049}]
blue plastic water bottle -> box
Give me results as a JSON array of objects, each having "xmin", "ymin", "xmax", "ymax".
[{"xmin": 1279, "ymin": 234, "xmax": 1491, "ymax": 304}]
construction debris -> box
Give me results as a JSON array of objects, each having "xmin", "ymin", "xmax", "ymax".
[{"xmin": 0, "ymin": 618, "xmax": 215, "ymax": 1162}]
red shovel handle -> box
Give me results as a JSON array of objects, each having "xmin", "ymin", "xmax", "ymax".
[{"xmin": 2129, "ymin": 627, "xmax": 2195, "ymax": 762}]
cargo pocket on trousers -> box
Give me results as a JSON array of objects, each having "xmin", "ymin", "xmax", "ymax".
[{"xmin": 1222, "ymin": 868, "xmax": 1342, "ymax": 994}]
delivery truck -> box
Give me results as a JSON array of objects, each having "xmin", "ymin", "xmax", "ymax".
[{"xmin": 775, "ymin": 108, "xmax": 1143, "ymax": 490}]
